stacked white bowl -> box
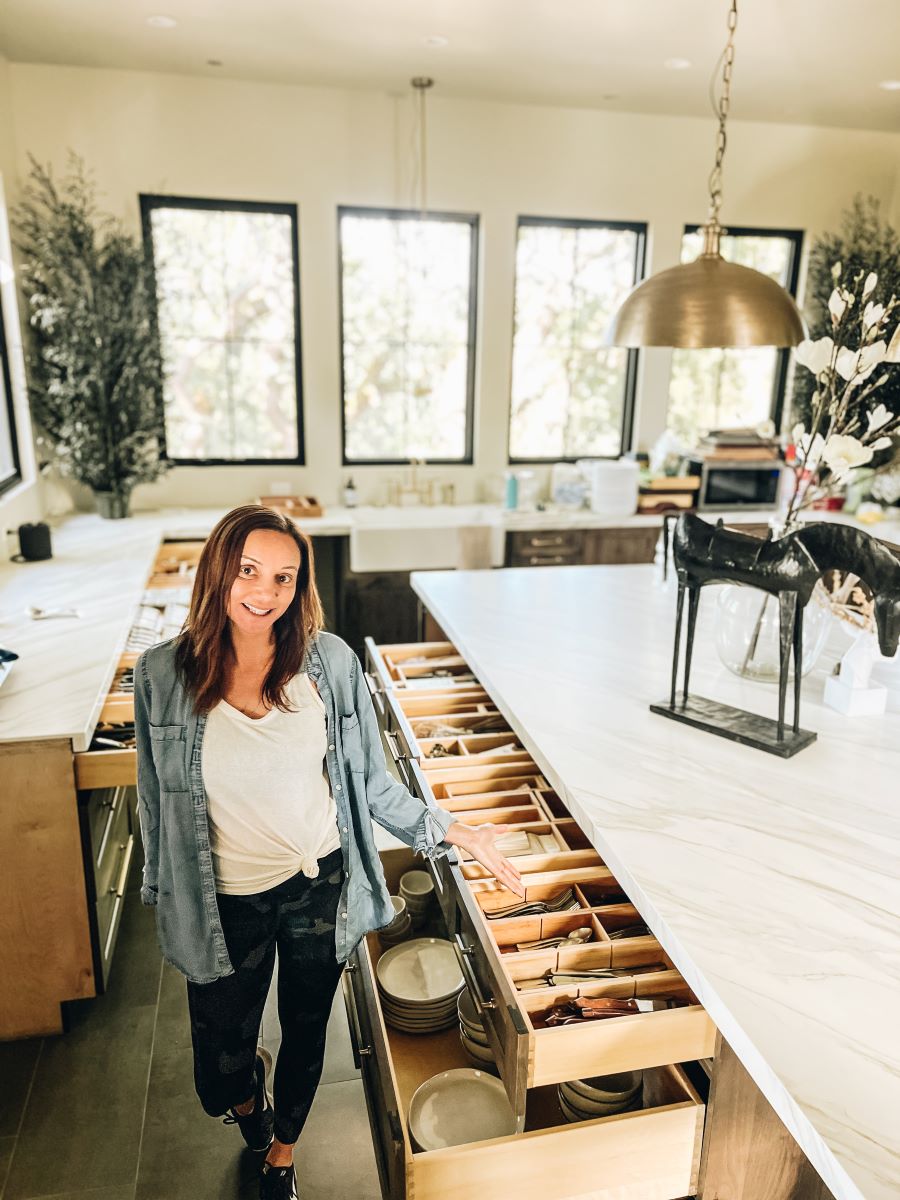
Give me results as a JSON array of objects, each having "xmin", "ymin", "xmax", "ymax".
[
  {"xmin": 457, "ymin": 987, "xmax": 498, "ymax": 1073},
  {"xmin": 378, "ymin": 895, "xmax": 412, "ymax": 949},
  {"xmin": 556, "ymin": 1071, "xmax": 643, "ymax": 1122},
  {"xmin": 399, "ymin": 869, "xmax": 435, "ymax": 929},
  {"xmin": 376, "ymin": 937, "xmax": 464, "ymax": 1033}
]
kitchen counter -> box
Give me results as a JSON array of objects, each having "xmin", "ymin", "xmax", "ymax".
[
  {"xmin": 2, "ymin": 503, "xmax": 899, "ymax": 749},
  {"xmin": 409, "ymin": 563, "xmax": 899, "ymax": 1200}
]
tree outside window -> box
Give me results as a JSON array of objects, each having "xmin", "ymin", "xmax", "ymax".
[
  {"xmin": 666, "ymin": 226, "xmax": 802, "ymax": 449},
  {"xmin": 339, "ymin": 207, "xmax": 478, "ymax": 464},
  {"xmin": 141, "ymin": 196, "xmax": 303, "ymax": 464},
  {"xmin": 509, "ymin": 217, "xmax": 646, "ymax": 461}
]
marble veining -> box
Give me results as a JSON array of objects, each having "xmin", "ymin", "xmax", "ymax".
[{"xmin": 411, "ymin": 563, "xmax": 900, "ymax": 1200}]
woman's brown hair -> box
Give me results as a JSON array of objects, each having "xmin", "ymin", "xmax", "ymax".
[{"xmin": 175, "ymin": 504, "xmax": 324, "ymax": 714}]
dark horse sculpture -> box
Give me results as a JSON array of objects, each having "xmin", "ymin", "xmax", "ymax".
[{"xmin": 667, "ymin": 513, "xmax": 900, "ymax": 747}]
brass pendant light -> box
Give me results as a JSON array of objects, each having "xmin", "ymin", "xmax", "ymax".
[{"xmin": 607, "ymin": 0, "xmax": 805, "ymax": 349}]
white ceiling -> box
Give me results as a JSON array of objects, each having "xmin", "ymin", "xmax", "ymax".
[{"xmin": 1, "ymin": 0, "xmax": 900, "ymax": 132}]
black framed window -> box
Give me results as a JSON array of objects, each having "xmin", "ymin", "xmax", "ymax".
[
  {"xmin": 339, "ymin": 206, "xmax": 478, "ymax": 464},
  {"xmin": 666, "ymin": 225, "xmax": 803, "ymax": 447},
  {"xmin": 0, "ymin": 292, "xmax": 22, "ymax": 497},
  {"xmin": 508, "ymin": 216, "xmax": 646, "ymax": 462},
  {"xmin": 140, "ymin": 195, "xmax": 303, "ymax": 464}
]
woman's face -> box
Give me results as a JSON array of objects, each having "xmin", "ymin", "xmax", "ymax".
[{"xmin": 227, "ymin": 529, "xmax": 301, "ymax": 637}]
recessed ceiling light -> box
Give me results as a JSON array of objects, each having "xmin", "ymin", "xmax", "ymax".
[
  {"xmin": 424, "ymin": 35, "xmax": 449, "ymax": 48},
  {"xmin": 664, "ymin": 57, "xmax": 692, "ymax": 70},
  {"xmin": 879, "ymin": 79, "xmax": 900, "ymax": 91},
  {"xmin": 146, "ymin": 14, "xmax": 177, "ymax": 28},
  {"xmin": 206, "ymin": 59, "xmax": 223, "ymax": 67}
]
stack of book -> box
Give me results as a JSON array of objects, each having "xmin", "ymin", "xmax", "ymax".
[
  {"xmin": 697, "ymin": 427, "xmax": 779, "ymax": 461},
  {"xmin": 637, "ymin": 476, "xmax": 699, "ymax": 514}
]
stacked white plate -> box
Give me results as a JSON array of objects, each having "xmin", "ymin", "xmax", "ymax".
[
  {"xmin": 376, "ymin": 937, "xmax": 463, "ymax": 1033},
  {"xmin": 400, "ymin": 869, "xmax": 435, "ymax": 929},
  {"xmin": 457, "ymin": 987, "xmax": 498, "ymax": 1072},
  {"xmin": 409, "ymin": 1069, "xmax": 516, "ymax": 1151},
  {"xmin": 556, "ymin": 1071, "xmax": 643, "ymax": 1122},
  {"xmin": 378, "ymin": 895, "xmax": 412, "ymax": 949}
]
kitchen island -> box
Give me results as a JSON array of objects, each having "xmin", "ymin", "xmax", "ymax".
[{"xmin": 410, "ymin": 564, "xmax": 899, "ymax": 1200}]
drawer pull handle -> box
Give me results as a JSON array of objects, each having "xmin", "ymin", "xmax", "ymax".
[
  {"xmin": 452, "ymin": 933, "xmax": 496, "ymax": 1014},
  {"xmin": 529, "ymin": 554, "xmax": 568, "ymax": 565},
  {"xmin": 341, "ymin": 967, "xmax": 373, "ymax": 1063},
  {"xmin": 530, "ymin": 536, "xmax": 565, "ymax": 548},
  {"xmin": 386, "ymin": 732, "xmax": 402, "ymax": 763},
  {"xmin": 109, "ymin": 836, "xmax": 134, "ymax": 899}
]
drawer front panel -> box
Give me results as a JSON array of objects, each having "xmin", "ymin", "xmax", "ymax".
[
  {"xmin": 344, "ymin": 952, "xmax": 406, "ymax": 1200},
  {"xmin": 95, "ymin": 831, "xmax": 135, "ymax": 989},
  {"xmin": 406, "ymin": 758, "xmax": 456, "ymax": 927},
  {"xmin": 74, "ymin": 748, "xmax": 137, "ymax": 789},
  {"xmin": 91, "ymin": 786, "xmax": 131, "ymax": 902},
  {"xmin": 451, "ymin": 859, "xmax": 530, "ymax": 1123}
]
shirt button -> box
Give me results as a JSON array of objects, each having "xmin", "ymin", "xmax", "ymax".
[
  {"xmin": 341, "ymin": 911, "xmax": 347, "ymax": 919},
  {"xmin": 342, "ymin": 826, "xmax": 348, "ymax": 833},
  {"xmin": 335, "ymin": 784, "xmax": 342, "ymax": 791},
  {"xmin": 328, "ymin": 744, "xmax": 335, "ymax": 751}
]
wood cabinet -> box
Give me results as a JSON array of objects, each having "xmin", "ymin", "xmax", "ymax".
[{"xmin": 506, "ymin": 526, "xmax": 660, "ymax": 568}]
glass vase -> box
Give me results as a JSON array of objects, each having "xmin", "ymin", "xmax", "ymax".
[{"xmin": 714, "ymin": 580, "xmax": 833, "ymax": 682}]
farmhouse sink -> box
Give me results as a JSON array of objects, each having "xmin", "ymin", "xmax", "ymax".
[{"xmin": 348, "ymin": 505, "xmax": 505, "ymax": 572}]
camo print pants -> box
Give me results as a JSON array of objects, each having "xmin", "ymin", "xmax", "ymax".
[{"xmin": 186, "ymin": 847, "xmax": 345, "ymax": 1146}]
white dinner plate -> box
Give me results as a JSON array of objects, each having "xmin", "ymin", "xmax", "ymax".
[
  {"xmin": 376, "ymin": 938, "xmax": 463, "ymax": 1004},
  {"xmin": 409, "ymin": 1069, "xmax": 515, "ymax": 1151}
]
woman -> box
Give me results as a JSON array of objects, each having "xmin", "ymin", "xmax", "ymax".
[{"xmin": 134, "ymin": 504, "xmax": 524, "ymax": 1200}]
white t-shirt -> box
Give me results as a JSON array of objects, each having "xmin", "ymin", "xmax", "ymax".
[{"xmin": 202, "ymin": 672, "xmax": 341, "ymax": 894}]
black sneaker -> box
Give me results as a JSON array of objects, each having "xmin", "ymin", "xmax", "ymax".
[
  {"xmin": 259, "ymin": 1161, "xmax": 297, "ymax": 1200},
  {"xmin": 223, "ymin": 1047, "xmax": 274, "ymax": 1152}
]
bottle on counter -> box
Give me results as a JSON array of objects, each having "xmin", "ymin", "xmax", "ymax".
[
  {"xmin": 504, "ymin": 470, "xmax": 519, "ymax": 510},
  {"xmin": 343, "ymin": 477, "xmax": 358, "ymax": 508}
]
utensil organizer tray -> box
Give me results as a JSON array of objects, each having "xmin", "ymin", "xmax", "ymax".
[{"xmin": 344, "ymin": 845, "xmax": 706, "ymax": 1200}]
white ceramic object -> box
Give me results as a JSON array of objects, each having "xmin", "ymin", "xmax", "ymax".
[
  {"xmin": 564, "ymin": 1071, "xmax": 643, "ymax": 1104},
  {"xmin": 376, "ymin": 938, "xmax": 463, "ymax": 1005},
  {"xmin": 399, "ymin": 870, "xmax": 434, "ymax": 899},
  {"xmin": 457, "ymin": 989, "xmax": 483, "ymax": 1031},
  {"xmin": 389, "ymin": 895, "xmax": 408, "ymax": 919},
  {"xmin": 459, "ymin": 1028, "xmax": 494, "ymax": 1061},
  {"xmin": 408, "ymin": 1070, "xmax": 516, "ymax": 1151}
]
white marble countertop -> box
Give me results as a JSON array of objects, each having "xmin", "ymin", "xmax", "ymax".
[{"xmin": 410, "ymin": 564, "xmax": 899, "ymax": 1200}]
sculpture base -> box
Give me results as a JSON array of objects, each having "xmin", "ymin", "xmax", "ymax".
[{"xmin": 650, "ymin": 695, "xmax": 817, "ymax": 758}]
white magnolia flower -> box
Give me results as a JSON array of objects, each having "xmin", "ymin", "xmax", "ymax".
[
  {"xmin": 794, "ymin": 336, "xmax": 834, "ymax": 375},
  {"xmin": 828, "ymin": 288, "xmax": 849, "ymax": 323},
  {"xmin": 863, "ymin": 271, "xmax": 878, "ymax": 298},
  {"xmin": 755, "ymin": 418, "xmax": 776, "ymax": 439},
  {"xmin": 791, "ymin": 423, "xmax": 826, "ymax": 468},
  {"xmin": 855, "ymin": 340, "xmax": 888, "ymax": 382},
  {"xmin": 820, "ymin": 434, "xmax": 874, "ymax": 482},
  {"xmin": 886, "ymin": 322, "xmax": 900, "ymax": 363},
  {"xmin": 870, "ymin": 435, "xmax": 893, "ymax": 451},
  {"xmin": 831, "ymin": 261, "xmax": 843, "ymax": 281},
  {"xmin": 867, "ymin": 403, "xmax": 892, "ymax": 432},
  {"xmin": 863, "ymin": 301, "xmax": 885, "ymax": 329},
  {"xmin": 835, "ymin": 347, "xmax": 860, "ymax": 380}
]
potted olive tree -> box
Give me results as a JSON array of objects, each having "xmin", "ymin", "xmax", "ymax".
[{"xmin": 13, "ymin": 153, "xmax": 167, "ymax": 518}]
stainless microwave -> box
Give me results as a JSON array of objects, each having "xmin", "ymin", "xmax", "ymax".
[{"xmin": 684, "ymin": 456, "xmax": 783, "ymax": 511}]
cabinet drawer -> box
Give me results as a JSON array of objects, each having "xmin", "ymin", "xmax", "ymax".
[
  {"xmin": 406, "ymin": 759, "xmax": 459, "ymax": 929},
  {"xmin": 507, "ymin": 530, "xmax": 585, "ymax": 567},
  {"xmin": 365, "ymin": 638, "xmax": 476, "ymax": 692},
  {"xmin": 83, "ymin": 785, "xmax": 130, "ymax": 898},
  {"xmin": 345, "ymin": 848, "xmax": 705, "ymax": 1200},
  {"xmin": 74, "ymin": 748, "xmax": 136, "ymax": 789},
  {"xmin": 95, "ymin": 832, "xmax": 135, "ymax": 988}
]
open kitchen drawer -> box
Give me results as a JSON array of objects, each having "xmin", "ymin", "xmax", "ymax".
[
  {"xmin": 75, "ymin": 652, "xmax": 138, "ymax": 789},
  {"xmin": 364, "ymin": 638, "xmax": 478, "ymax": 693},
  {"xmin": 343, "ymin": 847, "xmax": 705, "ymax": 1200}
]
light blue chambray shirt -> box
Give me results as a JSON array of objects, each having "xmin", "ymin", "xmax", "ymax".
[{"xmin": 134, "ymin": 630, "xmax": 456, "ymax": 983}]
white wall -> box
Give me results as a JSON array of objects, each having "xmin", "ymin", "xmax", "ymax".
[
  {"xmin": 4, "ymin": 61, "xmax": 900, "ymax": 515},
  {"xmin": 0, "ymin": 54, "xmax": 41, "ymax": 530}
]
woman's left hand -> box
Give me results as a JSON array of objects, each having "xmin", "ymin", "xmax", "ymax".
[{"xmin": 443, "ymin": 822, "xmax": 526, "ymax": 898}]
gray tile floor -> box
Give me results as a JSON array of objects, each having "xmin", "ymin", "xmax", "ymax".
[{"xmin": 0, "ymin": 824, "xmax": 402, "ymax": 1200}]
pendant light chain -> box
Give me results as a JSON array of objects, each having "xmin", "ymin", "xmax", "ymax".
[
  {"xmin": 706, "ymin": 0, "xmax": 738, "ymax": 236},
  {"xmin": 411, "ymin": 76, "xmax": 434, "ymax": 216}
]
